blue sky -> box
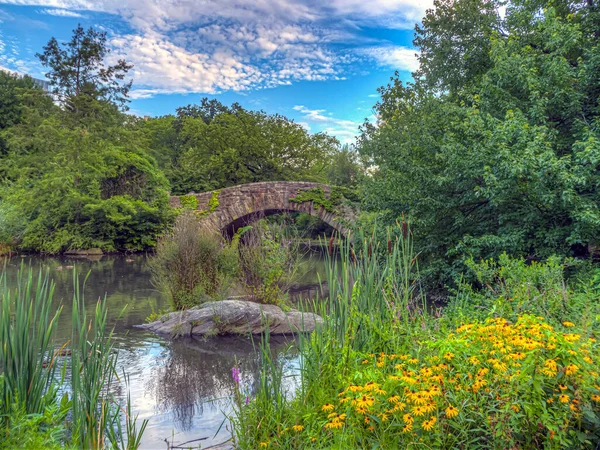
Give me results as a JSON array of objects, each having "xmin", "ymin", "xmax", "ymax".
[{"xmin": 0, "ymin": 0, "xmax": 430, "ymax": 144}]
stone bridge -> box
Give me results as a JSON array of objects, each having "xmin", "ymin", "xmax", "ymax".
[{"xmin": 169, "ymin": 181, "xmax": 355, "ymax": 236}]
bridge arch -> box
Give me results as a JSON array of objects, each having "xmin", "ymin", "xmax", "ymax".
[{"xmin": 169, "ymin": 182, "xmax": 353, "ymax": 237}]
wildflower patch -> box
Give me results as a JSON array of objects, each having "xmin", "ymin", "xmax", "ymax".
[{"xmin": 271, "ymin": 315, "xmax": 600, "ymax": 448}]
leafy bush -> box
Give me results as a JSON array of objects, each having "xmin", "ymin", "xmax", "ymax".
[
  {"xmin": 359, "ymin": 0, "xmax": 600, "ymax": 288},
  {"xmin": 0, "ymin": 401, "xmax": 66, "ymax": 450},
  {"xmin": 148, "ymin": 211, "xmax": 239, "ymax": 310},
  {"xmin": 447, "ymin": 254, "xmax": 600, "ymax": 331},
  {"xmin": 238, "ymin": 220, "xmax": 304, "ymax": 305}
]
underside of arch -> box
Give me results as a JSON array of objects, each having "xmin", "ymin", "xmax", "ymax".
[{"xmin": 221, "ymin": 208, "xmax": 343, "ymax": 238}]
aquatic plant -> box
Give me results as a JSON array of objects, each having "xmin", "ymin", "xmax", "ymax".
[
  {"xmin": 0, "ymin": 266, "xmax": 147, "ymax": 449},
  {"xmin": 148, "ymin": 210, "xmax": 239, "ymax": 310}
]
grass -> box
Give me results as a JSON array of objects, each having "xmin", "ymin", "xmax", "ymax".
[
  {"xmin": 231, "ymin": 226, "xmax": 600, "ymax": 449},
  {"xmin": 0, "ymin": 265, "xmax": 147, "ymax": 449}
]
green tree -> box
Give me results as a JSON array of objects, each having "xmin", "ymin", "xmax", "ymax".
[
  {"xmin": 36, "ymin": 24, "xmax": 133, "ymax": 109},
  {"xmin": 360, "ymin": 0, "xmax": 600, "ymax": 286},
  {"xmin": 1, "ymin": 99, "xmax": 171, "ymax": 252},
  {"xmin": 327, "ymin": 144, "xmax": 361, "ymax": 188},
  {"xmin": 150, "ymin": 99, "xmax": 339, "ymax": 194}
]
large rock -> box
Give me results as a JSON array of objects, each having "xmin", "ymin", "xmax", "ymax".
[{"xmin": 136, "ymin": 300, "xmax": 324, "ymax": 338}]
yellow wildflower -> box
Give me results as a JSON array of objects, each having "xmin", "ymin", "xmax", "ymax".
[
  {"xmin": 292, "ymin": 425, "xmax": 304, "ymax": 432},
  {"xmin": 445, "ymin": 405, "xmax": 459, "ymax": 418},
  {"xmin": 565, "ymin": 364, "xmax": 578, "ymax": 376},
  {"xmin": 422, "ymin": 416, "xmax": 436, "ymax": 431},
  {"xmin": 321, "ymin": 404, "xmax": 334, "ymax": 412}
]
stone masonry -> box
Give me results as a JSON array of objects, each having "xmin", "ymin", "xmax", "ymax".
[{"xmin": 169, "ymin": 181, "xmax": 352, "ymax": 236}]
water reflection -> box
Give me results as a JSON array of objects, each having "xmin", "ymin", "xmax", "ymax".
[
  {"xmin": 146, "ymin": 336, "xmax": 297, "ymax": 431},
  {"xmin": 1, "ymin": 252, "xmax": 321, "ymax": 449}
]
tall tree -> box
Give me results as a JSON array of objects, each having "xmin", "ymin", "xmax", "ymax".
[
  {"xmin": 360, "ymin": 0, "xmax": 600, "ymax": 286},
  {"xmin": 36, "ymin": 24, "xmax": 133, "ymax": 109}
]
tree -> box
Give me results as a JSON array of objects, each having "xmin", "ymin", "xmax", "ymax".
[
  {"xmin": 360, "ymin": 0, "xmax": 600, "ymax": 286},
  {"xmin": 143, "ymin": 99, "xmax": 340, "ymax": 194},
  {"xmin": 0, "ymin": 86, "xmax": 172, "ymax": 252},
  {"xmin": 36, "ymin": 24, "xmax": 132, "ymax": 109},
  {"xmin": 414, "ymin": 0, "xmax": 503, "ymax": 94},
  {"xmin": 327, "ymin": 144, "xmax": 361, "ymax": 188}
]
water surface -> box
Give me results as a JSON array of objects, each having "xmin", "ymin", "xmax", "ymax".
[{"xmin": 2, "ymin": 251, "xmax": 324, "ymax": 449}]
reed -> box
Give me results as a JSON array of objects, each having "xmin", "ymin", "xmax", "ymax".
[
  {"xmin": 0, "ymin": 266, "xmax": 147, "ymax": 448},
  {"xmin": 0, "ymin": 266, "xmax": 62, "ymax": 417}
]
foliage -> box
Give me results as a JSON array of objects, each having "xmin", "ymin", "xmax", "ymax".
[
  {"xmin": 0, "ymin": 71, "xmax": 37, "ymax": 157},
  {"xmin": 36, "ymin": 24, "xmax": 133, "ymax": 109},
  {"xmin": 0, "ymin": 402, "xmax": 67, "ymax": 450},
  {"xmin": 195, "ymin": 190, "xmax": 221, "ymax": 218},
  {"xmin": 233, "ymin": 229, "xmax": 600, "ymax": 449},
  {"xmin": 148, "ymin": 211, "xmax": 239, "ymax": 310},
  {"xmin": 179, "ymin": 194, "xmax": 199, "ymax": 210},
  {"xmin": 237, "ymin": 220, "xmax": 304, "ymax": 305},
  {"xmin": 326, "ymin": 144, "xmax": 361, "ymax": 189},
  {"xmin": 359, "ymin": 0, "xmax": 600, "ymax": 287},
  {"xmin": 0, "ymin": 269, "xmax": 62, "ymax": 417},
  {"xmin": 0, "ymin": 84, "xmax": 172, "ymax": 253},
  {"xmin": 142, "ymin": 99, "xmax": 340, "ymax": 194},
  {"xmin": 290, "ymin": 187, "xmax": 336, "ymax": 212},
  {"xmin": 446, "ymin": 253, "xmax": 600, "ymax": 328}
]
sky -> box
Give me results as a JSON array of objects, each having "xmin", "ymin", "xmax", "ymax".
[{"xmin": 0, "ymin": 0, "xmax": 431, "ymax": 144}]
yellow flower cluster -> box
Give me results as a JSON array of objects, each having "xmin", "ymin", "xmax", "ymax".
[{"xmin": 315, "ymin": 315, "xmax": 599, "ymax": 442}]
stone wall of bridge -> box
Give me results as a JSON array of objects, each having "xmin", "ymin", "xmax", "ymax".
[{"xmin": 169, "ymin": 181, "xmax": 352, "ymax": 236}]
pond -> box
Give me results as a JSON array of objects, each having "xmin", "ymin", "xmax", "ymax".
[{"xmin": 1, "ymin": 248, "xmax": 328, "ymax": 449}]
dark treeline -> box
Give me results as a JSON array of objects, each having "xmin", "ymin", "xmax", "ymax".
[{"xmin": 0, "ymin": 26, "xmax": 360, "ymax": 254}]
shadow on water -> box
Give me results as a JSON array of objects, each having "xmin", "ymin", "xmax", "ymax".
[{"xmin": 1, "ymin": 252, "xmax": 321, "ymax": 449}]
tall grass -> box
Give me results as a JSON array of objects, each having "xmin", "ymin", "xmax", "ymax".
[
  {"xmin": 0, "ymin": 266, "xmax": 147, "ymax": 448},
  {"xmin": 0, "ymin": 267, "xmax": 62, "ymax": 416},
  {"xmin": 317, "ymin": 225, "xmax": 424, "ymax": 353},
  {"xmin": 148, "ymin": 211, "xmax": 239, "ymax": 310},
  {"xmin": 232, "ymin": 225, "xmax": 425, "ymax": 446}
]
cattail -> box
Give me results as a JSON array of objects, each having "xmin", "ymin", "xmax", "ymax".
[
  {"xmin": 368, "ymin": 243, "xmax": 372, "ymax": 257},
  {"xmin": 402, "ymin": 221, "xmax": 408, "ymax": 239},
  {"xmin": 387, "ymin": 239, "xmax": 392, "ymax": 254},
  {"xmin": 328, "ymin": 236, "xmax": 334, "ymax": 256}
]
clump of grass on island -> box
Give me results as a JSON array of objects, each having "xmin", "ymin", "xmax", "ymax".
[{"xmin": 231, "ymin": 226, "xmax": 600, "ymax": 449}]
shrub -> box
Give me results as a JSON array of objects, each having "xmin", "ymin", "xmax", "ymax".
[
  {"xmin": 237, "ymin": 220, "xmax": 303, "ymax": 305},
  {"xmin": 148, "ymin": 211, "xmax": 238, "ymax": 310},
  {"xmin": 446, "ymin": 254, "xmax": 600, "ymax": 330}
]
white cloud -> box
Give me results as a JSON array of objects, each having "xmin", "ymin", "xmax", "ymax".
[
  {"xmin": 293, "ymin": 105, "xmax": 361, "ymax": 144},
  {"xmin": 38, "ymin": 8, "xmax": 86, "ymax": 17},
  {"xmin": 361, "ymin": 46, "xmax": 419, "ymax": 72},
  {"xmin": 0, "ymin": 0, "xmax": 428, "ymax": 96}
]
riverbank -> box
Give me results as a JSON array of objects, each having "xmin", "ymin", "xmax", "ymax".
[{"xmin": 231, "ymin": 232, "xmax": 600, "ymax": 449}]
